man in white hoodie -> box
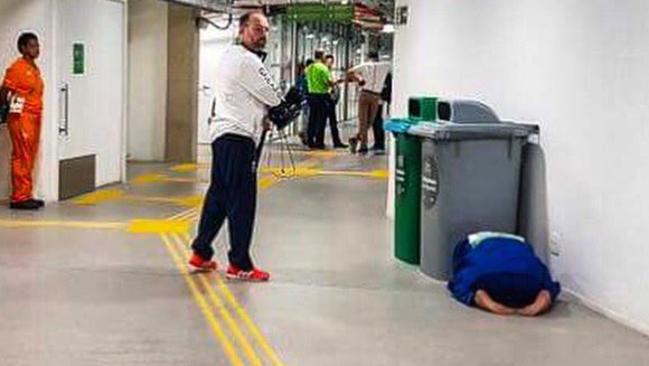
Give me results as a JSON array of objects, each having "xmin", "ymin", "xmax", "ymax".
[{"xmin": 189, "ymin": 11, "xmax": 282, "ymax": 281}]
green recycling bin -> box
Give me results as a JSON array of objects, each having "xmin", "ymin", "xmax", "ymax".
[{"xmin": 385, "ymin": 97, "xmax": 437, "ymax": 265}]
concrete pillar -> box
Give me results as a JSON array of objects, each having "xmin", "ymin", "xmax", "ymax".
[
  {"xmin": 165, "ymin": 5, "xmax": 198, "ymax": 162},
  {"xmin": 128, "ymin": 0, "xmax": 169, "ymax": 162}
]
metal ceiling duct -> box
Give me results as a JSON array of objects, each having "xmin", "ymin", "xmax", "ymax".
[{"xmin": 158, "ymin": 0, "xmax": 231, "ymax": 13}]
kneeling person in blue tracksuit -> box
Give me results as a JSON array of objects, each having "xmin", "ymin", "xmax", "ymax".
[
  {"xmin": 189, "ymin": 11, "xmax": 282, "ymax": 282},
  {"xmin": 448, "ymin": 233, "xmax": 561, "ymax": 316}
]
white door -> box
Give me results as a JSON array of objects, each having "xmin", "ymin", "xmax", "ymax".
[{"xmin": 57, "ymin": 0, "xmax": 125, "ymax": 189}]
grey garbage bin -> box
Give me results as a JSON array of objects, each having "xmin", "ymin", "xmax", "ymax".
[{"xmin": 409, "ymin": 100, "xmax": 539, "ymax": 281}]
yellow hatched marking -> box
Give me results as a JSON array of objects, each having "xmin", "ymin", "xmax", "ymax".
[
  {"xmin": 123, "ymin": 195, "xmax": 203, "ymax": 207},
  {"xmin": 128, "ymin": 219, "xmax": 190, "ymax": 234},
  {"xmin": 318, "ymin": 169, "xmax": 389, "ymax": 179},
  {"xmin": 170, "ymin": 163, "xmax": 198, "ymax": 173},
  {"xmin": 163, "ymin": 177, "xmax": 207, "ymax": 183},
  {"xmin": 168, "ymin": 207, "xmax": 199, "ymax": 221},
  {"xmin": 170, "ymin": 233, "xmax": 263, "ymax": 366},
  {"xmin": 0, "ymin": 220, "xmax": 126, "ymax": 230},
  {"xmin": 179, "ymin": 232, "xmax": 286, "ymax": 366},
  {"xmin": 73, "ymin": 188, "xmax": 124, "ymax": 205},
  {"xmin": 160, "ymin": 234, "xmax": 244, "ymax": 366},
  {"xmin": 131, "ymin": 173, "xmax": 167, "ymax": 185}
]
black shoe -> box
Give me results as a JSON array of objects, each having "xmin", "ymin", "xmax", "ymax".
[
  {"xmin": 32, "ymin": 199, "xmax": 45, "ymax": 207},
  {"xmin": 10, "ymin": 200, "xmax": 41, "ymax": 210},
  {"xmin": 333, "ymin": 142, "xmax": 348, "ymax": 149},
  {"xmin": 358, "ymin": 146, "xmax": 369, "ymax": 155}
]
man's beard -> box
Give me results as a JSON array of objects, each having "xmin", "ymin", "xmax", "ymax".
[{"xmin": 254, "ymin": 38, "xmax": 267, "ymax": 50}]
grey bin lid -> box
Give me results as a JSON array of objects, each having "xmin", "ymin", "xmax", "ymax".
[
  {"xmin": 409, "ymin": 121, "xmax": 539, "ymax": 141},
  {"xmin": 437, "ymin": 99, "xmax": 500, "ymax": 124}
]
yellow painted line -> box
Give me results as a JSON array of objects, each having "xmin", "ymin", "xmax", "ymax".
[
  {"xmin": 259, "ymin": 175, "xmax": 281, "ymax": 189},
  {"xmin": 170, "ymin": 163, "xmax": 199, "ymax": 173},
  {"xmin": 369, "ymin": 169, "xmax": 390, "ymax": 179},
  {"xmin": 123, "ymin": 196, "xmax": 180, "ymax": 204},
  {"xmin": 318, "ymin": 169, "xmax": 389, "ymax": 179},
  {"xmin": 171, "ymin": 209, "xmax": 199, "ymax": 223},
  {"xmin": 288, "ymin": 150, "xmax": 346, "ymax": 158},
  {"xmin": 260, "ymin": 167, "xmax": 389, "ymax": 180},
  {"xmin": 179, "ymin": 232, "xmax": 286, "ymax": 366},
  {"xmin": 168, "ymin": 207, "xmax": 199, "ymax": 221},
  {"xmin": 185, "ymin": 211, "xmax": 200, "ymax": 223},
  {"xmin": 123, "ymin": 195, "xmax": 203, "ymax": 208},
  {"xmin": 170, "ymin": 233, "xmax": 263, "ymax": 366},
  {"xmin": 163, "ymin": 177, "xmax": 207, "ymax": 183},
  {"xmin": 160, "ymin": 233, "xmax": 244, "ymax": 366},
  {"xmin": 261, "ymin": 167, "xmax": 320, "ymax": 178},
  {"xmin": 177, "ymin": 196, "xmax": 204, "ymax": 208},
  {"xmin": 131, "ymin": 173, "xmax": 167, "ymax": 185},
  {"xmin": 0, "ymin": 219, "xmax": 126, "ymax": 230},
  {"xmin": 73, "ymin": 188, "xmax": 124, "ymax": 205},
  {"xmin": 128, "ymin": 219, "xmax": 190, "ymax": 234}
]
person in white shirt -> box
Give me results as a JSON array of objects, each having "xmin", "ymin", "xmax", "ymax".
[
  {"xmin": 189, "ymin": 11, "xmax": 282, "ymax": 282},
  {"xmin": 345, "ymin": 51, "xmax": 391, "ymax": 154}
]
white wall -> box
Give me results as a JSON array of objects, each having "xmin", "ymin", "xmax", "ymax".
[
  {"xmin": 127, "ymin": 0, "xmax": 168, "ymax": 161},
  {"xmin": 393, "ymin": 0, "xmax": 649, "ymax": 333},
  {"xmin": 0, "ymin": 0, "xmax": 57, "ymax": 201},
  {"xmin": 197, "ymin": 23, "xmax": 237, "ymax": 144}
]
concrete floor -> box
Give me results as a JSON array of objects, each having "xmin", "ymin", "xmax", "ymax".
[{"xmin": 1, "ymin": 142, "xmax": 649, "ymax": 365}]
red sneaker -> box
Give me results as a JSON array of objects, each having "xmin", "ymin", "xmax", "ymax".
[
  {"xmin": 225, "ymin": 264, "xmax": 270, "ymax": 282},
  {"xmin": 188, "ymin": 253, "xmax": 218, "ymax": 272}
]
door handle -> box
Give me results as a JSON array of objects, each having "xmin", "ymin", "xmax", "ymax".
[{"xmin": 59, "ymin": 83, "xmax": 69, "ymax": 136}]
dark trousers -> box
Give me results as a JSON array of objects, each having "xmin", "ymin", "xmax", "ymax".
[
  {"xmin": 372, "ymin": 104, "xmax": 386, "ymax": 150},
  {"xmin": 326, "ymin": 96, "xmax": 343, "ymax": 146},
  {"xmin": 307, "ymin": 94, "xmax": 329, "ymax": 148},
  {"xmin": 191, "ymin": 134, "xmax": 257, "ymax": 270}
]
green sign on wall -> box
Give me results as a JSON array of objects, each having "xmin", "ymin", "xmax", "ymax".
[
  {"xmin": 285, "ymin": 3, "xmax": 354, "ymax": 23},
  {"xmin": 73, "ymin": 43, "xmax": 85, "ymax": 75}
]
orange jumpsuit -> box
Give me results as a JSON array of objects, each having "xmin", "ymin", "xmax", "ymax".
[{"xmin": 2, "ymin": 58, "xmax": 44, "ymax": 203}]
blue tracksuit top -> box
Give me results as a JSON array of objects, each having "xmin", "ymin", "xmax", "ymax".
[{"xmin": 447, "ymin": 237, "xmax": 561, "ymax": 308}]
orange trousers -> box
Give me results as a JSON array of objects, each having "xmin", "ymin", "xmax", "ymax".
[{"xmin": 7, "ymin": 112, "xmax": 41, "ymax": 203}]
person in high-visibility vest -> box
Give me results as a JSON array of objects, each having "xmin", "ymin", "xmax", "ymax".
[{"xmin": 0, "ymin": 33, "xmax": 45, "ymax": 210}]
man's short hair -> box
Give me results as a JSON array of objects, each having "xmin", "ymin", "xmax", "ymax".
[
  {"xmin": 239, "ymin": 11, "xmax": 261, "ymax": 28},
  {"xmin": 325, "ymin": 54, "xmax": 334, "ymax": 61},
  {"xmin": 314, "ymin": 49, "xmax": 325, "ymax": 60},
  {"xmin": 305, "ymin": 58, "xmax": 314, "ymax": 67},
  {"xmin": 17, "ymin": 32, "xmax": 38, "ymax": 52}
]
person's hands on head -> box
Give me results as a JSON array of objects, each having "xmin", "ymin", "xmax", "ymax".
[
  {"xmin": 474, "ymin": 290, "xmax": 516, "ymax": 316},
  {"xmin": 517, "ymin": 290, "xmax": 552, "ymax": 317}
]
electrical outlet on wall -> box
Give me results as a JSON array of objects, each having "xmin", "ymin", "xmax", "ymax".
[{"xmin": 550, "ymin": 231, "xmax": 561, "ymax": 256}]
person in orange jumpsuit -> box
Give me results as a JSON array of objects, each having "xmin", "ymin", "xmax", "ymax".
[{"xmin": 0, "ymin": 33, "xmax": 45, "ymax": 210}]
